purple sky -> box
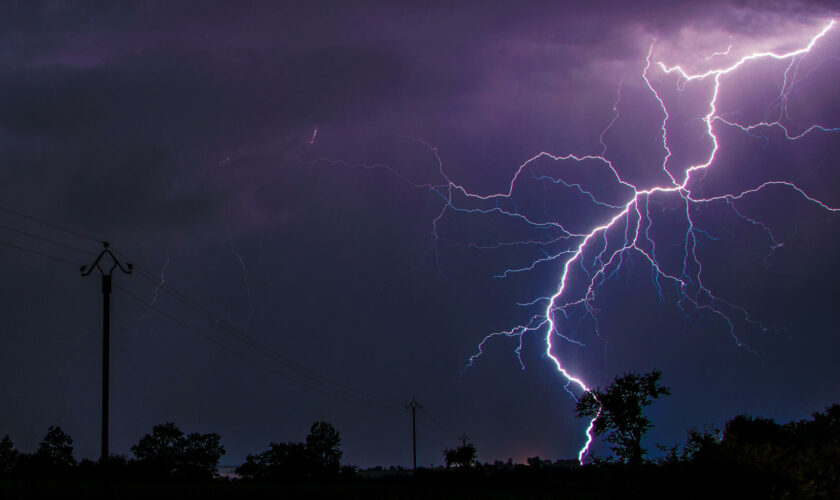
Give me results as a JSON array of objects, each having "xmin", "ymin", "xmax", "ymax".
[{"xmin": 0, "ymin": 1, "xmax": 838, "ymax": 468}]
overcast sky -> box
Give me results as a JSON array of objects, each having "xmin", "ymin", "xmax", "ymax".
[{"xmin": 0, "ymin": 0, "xmax": 838, "ymax": 468}]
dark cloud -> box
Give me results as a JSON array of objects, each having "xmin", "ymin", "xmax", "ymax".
[{"xmin": 0, "ymin": 0, "xmax": 837, "ymax": 468}]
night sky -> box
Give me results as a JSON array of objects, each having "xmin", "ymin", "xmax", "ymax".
[{"xmin": 1, "ymin": 1, "xmax": 839, "ymax": 468}]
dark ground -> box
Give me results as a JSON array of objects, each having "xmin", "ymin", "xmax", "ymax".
[{"xmin": 0, "ymin": 464, "xmax": 806, "ymax": 500}]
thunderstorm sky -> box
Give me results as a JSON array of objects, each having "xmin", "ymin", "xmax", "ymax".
[{"xmin": 0, "ymin": 1, "xmax": 839, "ymax": 468}]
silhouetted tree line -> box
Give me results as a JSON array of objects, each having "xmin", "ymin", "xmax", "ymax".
[
  {"xmin": 0, "ymin": 423, "xmax": 223, "ymax": 481},
  {"xmin": 235, "ymin": 421, "xmax": 346, "ymax": 482},
  {"xmin": 1, "ymin": 373, "xmax": 838, "ymax": 498},
  {"xmin": 130, "ymin": 422, "xmax": 224, "ymax": 479},
  {"xmin": 0, "ymin": 426, "xmax": 77, "ymax": 479},
  {"xmin": 0, "ymin": 420, "xmax": 346, "ymax": 484},
  {"xmin": 432, "ymin": 370, "xmax": 838, "ymax": 498},
  {"xmin": 660, "ymin": 405, "xmax": 840, "ymax": 498}
]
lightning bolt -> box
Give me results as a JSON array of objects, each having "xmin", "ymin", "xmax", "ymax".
[
  {"xmin": 700, "ymin": 44, "xmax": 733, "ymax": 61},
  {"xmin": 459, "ymin": 19, "xmax": 838, "ymax": 463},
  {"xmin": 218, "ymin": 243, "xmax": 256, "ymax": 328},
  {"xmin": 113, "ymin": 249, "xmax": 170, "ymax": 329},
  {"xmin": 306, "ymin": 19, "xmax": 838, "ymax": 464}
]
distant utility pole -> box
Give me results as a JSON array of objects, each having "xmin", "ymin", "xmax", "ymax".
[
  {"xmin": 81, "ymin": 242, "xmax": 132, "ymax": 464},
  {"xmin": 458, "ymin": 433, "xmax": 469, "ymax": 447},
  {"xmin": 405, "ymin": 398, "xmax": 422, "ymax": 472}
]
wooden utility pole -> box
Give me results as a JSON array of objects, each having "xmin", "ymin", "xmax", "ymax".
[
  {"xmin": 405, "ymin": 398, "xmax": 422, "ymax": 472},
  {"xmin": 81, "ymin": 242, "xmax": 132, "ymax": 464}
]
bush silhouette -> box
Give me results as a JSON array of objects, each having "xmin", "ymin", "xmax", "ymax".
[{"xmin": 443, "ymin": 443, "xmax": 477, "ymax": 469}]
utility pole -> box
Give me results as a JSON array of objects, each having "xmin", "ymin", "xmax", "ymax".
[
  {"xmin": 458, "ymin": 433, "xmax": 469, "ymax": 447},
  {"xmin": 405, "ymin": 398, "xmax": 421, "ymax": 472},
  {"xmin": 81, "ymin": 242, "xmax": 132, "ymax": 465}
]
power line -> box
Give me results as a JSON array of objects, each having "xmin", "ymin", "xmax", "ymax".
[
  {"xmin": 127, "ymin": 263, "xmax": 398, "ymax": 408},
  {"xmin": 0, "ymin": 222, "xmax": 98, "ymax": 257},
  {"xmin": 0, "ymin": 205, "xmax": 101, "ymax": 243},
  {"xmin": 114, "ymin": 283, "xmax": 399, "ymax": 409},
  {"xmin": 0, "ymin": 239, "xmax": 81, "ymax": 267},
  {"xmin": 420, "ymin": 406, "xmax": 453, "ymax": 438}
]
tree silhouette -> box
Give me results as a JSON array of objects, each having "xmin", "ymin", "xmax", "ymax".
[
  {"xmin": 236, "ymin": 441, "xmax": 309, "ymax": 481},
  {"xmin": 236, "ymin": 421, "xmax": 343, "ymax": 482},
  {"xmin": 132, "ymin": 422, "xmax": 182, "ymax": 473},
  {"xmin": 306, "ymin": 421, "xmax": 342, "ymax": 479},
  {"xmin": 443, "ymin": 443, "xmax": 477, "ymax": 468},
  {"xmin": 0, "ymin": 435, "xmax": 17, "ymax": 476},
  {"xmin": 131, "ymin": 422, "xmax": 224, "ymax": 479},
  {"xmin": 36, "ymin": 426, "xmax": 76, "ymax": 470},
  {"xmin": 575, "ymin": 369, "xmax": 670, "ymax": 465},
  {"xmin": 681, "ymin": 425, "xmax": 721, "ymax": 463},
  {"xmin": 181, "ymin": 431, "xmax": 225, "ymax": 478}
]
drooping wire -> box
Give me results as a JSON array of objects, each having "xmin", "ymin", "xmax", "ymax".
[
  {"xmin": 0, "ymin": 205, "xmax": 102, "ymax": 243},
  {"xmin": 0, "ymin": 239, "xmax": 82, "ymax": 267},
  {"xmin": 128, "ymin": 264, "xmax": 400, "ymax": 409},
  {"xmin": 419, "ymin": 406, "xmax": 457, "ymax": 442},
  {"xmin": 114, "ymin": 283, "xmax": 399, "ymax": 409},
  {"xmin": 0, "ymin": 222, "xmax": 98, "ymax": 257}
]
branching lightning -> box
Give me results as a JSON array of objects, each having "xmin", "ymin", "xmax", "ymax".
[
  {"xmin": 308, "ymin": 20, "xmax": 839, "ymax": 464},
  {"xmin": 475, "ymin": 19, "xmax": 839, "ymax": 462}
]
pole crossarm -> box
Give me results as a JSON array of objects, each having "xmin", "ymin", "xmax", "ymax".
[
  {"xmin": 80, "ymin": 241, "xmax": 133, "ymax": 277},
  {"xmin": 458, "ymin": 433, "xmax": 469, "ymax": 447},
  {"xmin": 405, "ymin": 398, "xmax": 422, "ymax": 411}
]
